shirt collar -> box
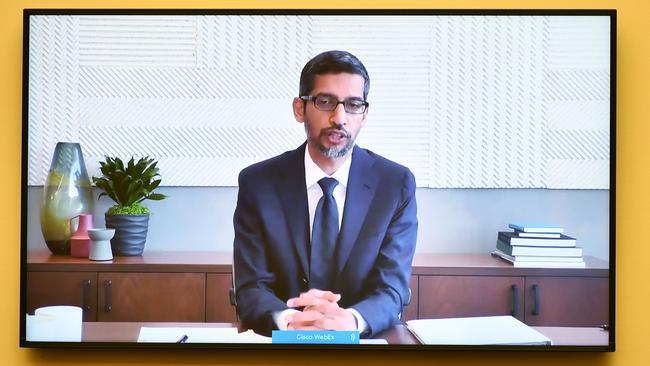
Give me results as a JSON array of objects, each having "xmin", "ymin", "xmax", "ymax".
[{"xmin": 304, "ymin": 145, "xmax": 352, "ymax": 189}]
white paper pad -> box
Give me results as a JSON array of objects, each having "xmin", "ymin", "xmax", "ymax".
[
  {"xmin": 138, "ymin": 327, "xmax": 244, "ymax": 343},
  {"xmin": 360, "ymin": 339, "xmax": 389, "ymax": 345},
  {"xmin": 235, "ymin": 329, "xmax": 272, "ymax": 343},
  {"xmin": 406, "ymin": 316, "xmax": 552, "ymax": 345}
]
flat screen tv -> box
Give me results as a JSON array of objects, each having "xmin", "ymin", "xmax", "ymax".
[{"xmin": 20, "ymin": 9, "xmax": 615, "ymax": 351}]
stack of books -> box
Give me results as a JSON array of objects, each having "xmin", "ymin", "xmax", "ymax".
[{"xmin": 492, "ymin": 222, "xmax": 585, "ymax": 268}]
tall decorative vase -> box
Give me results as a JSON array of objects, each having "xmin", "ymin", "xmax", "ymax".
[{"xmin": 40, "ymin": 142, "xmax": 94, "ymax": 255}]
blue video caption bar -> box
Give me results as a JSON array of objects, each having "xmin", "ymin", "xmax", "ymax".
[{"xmin": 272, "ymin": 330, "xmax": 360, "ymax": 344}]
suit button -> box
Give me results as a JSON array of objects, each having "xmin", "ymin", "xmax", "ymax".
[{"xmin": 302, "ymin": 277, "xmax": 309, "ymax": 284}]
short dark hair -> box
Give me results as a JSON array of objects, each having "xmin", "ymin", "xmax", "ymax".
[{"xmin": 299, "ymin": 50, "xmax": 370, "ymax": 100}]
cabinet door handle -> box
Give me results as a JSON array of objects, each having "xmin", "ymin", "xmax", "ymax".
[
  {"xmin": 82, "ymin": 279, "xmax": 91, "ymax": 312},
  {"xmin": 104, "ymin": 280, "xmax": 112, "ymax": 312},
  {"xmin": 511, "ymin": 284, "xmax": 519, "ymax": 317},
  {"xmin": 532, "ymin": 284, "xmax": 541, "ymax": 316}
]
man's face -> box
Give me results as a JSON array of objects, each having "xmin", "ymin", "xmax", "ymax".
[{"xmin": 293, "ymin": 73, "xmax": 368, "ymax": 159}]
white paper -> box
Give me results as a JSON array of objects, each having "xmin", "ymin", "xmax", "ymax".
[
  {"xmin": 235, "ymin": 329, "xmax": 272, "ymax": 343},
  {"xmin": 137, "ymin": 327, "xmax": 271, "ymax": 343},
  {"xmin": 360, "ymin": 339, "xmax": 389, "ymax": 345},
  {"xmin": 406, "ymin": 316, "xmax": 552, "ymax": 345},
  {"xmin": 138, "ymin": 327, "xmax": 238, "ymax": 343}
]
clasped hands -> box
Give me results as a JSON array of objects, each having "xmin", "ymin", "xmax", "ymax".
[{"xmin": 285, "ymin": 289, "xmax": 357, "ymax": 331}]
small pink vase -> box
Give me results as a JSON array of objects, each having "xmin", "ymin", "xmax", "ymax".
[{"xmin": 70, "ymin": 214, "xmax": 93, "ymax": 258}]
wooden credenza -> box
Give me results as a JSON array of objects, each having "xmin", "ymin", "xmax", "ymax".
[
  {"xmin": 407, "ymin": 254, "xmax": 609, "ymax": 327},
  {"xmin": 25, "ymin": 251, "xmax": 609, "ymax": 327},
  {"xmin": 26, "ymin": 251, "xmax": 235, "ymax": 323}
]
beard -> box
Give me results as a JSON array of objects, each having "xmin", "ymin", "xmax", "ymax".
[{"xmin": 307, "ymin": 123, "xmax": 356, "ymax": 158}]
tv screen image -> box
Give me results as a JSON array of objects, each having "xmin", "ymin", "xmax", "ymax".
[{"xmin": 20, "ymin": 9, "xmax": 615, "ymax": 350}]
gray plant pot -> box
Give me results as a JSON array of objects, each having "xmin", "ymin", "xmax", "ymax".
[{"xmin": 105, "ymin": 214, "xmax": 150, "ymax": 256}]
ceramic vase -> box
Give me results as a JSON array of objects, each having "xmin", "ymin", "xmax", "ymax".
[
  {"xmin": 40, "ymin": 142, "xmax": 94, "ymax": 255},
  {"xmin": 88, "ymin": 228, "xmax": 115, "ymax": 261},
  {"xmin": 70, "ymin": 214, "xmax": 93, "ymax": 258}
]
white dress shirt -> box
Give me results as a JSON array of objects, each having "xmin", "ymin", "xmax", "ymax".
[
  {"xmin": 304, "ymin": 146, "xmax": 350, "ymax": 233},
  {"xmin": 273, "ymin": 147, "xmax": 368, "ymax": 334}
]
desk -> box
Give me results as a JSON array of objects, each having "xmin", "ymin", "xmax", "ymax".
[
  {"xmin": 82, "ymin": 322, "xmax": 418, "ymax": 344},
  {"xmin": 533, "ymin": 326, "xmax": 609, "ymax": 346},
  {"xmin": 81, "ymin": 322, "xmax": 605, "ymax": 346},
  {"xmin": 83, "ymin": 322, "xmax": 235, "ymax": 342},
  {"xmin": 377, "ymin": 325, "xmax": 608, "ymax": 346}
]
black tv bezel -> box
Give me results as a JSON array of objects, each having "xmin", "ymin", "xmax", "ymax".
[{"xmin": 20, "ymin": 8, "xmax": 616, "ymax": 352}]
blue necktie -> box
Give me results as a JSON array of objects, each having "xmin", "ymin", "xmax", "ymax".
[{"xmin": 310, "ymin": 177, "xmax": 339, "ymax": 290}]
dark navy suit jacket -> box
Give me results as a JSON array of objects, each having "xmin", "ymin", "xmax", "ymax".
[{"xmin": 233, "ymin": 143, "xmax": 417, "ymax": 337}]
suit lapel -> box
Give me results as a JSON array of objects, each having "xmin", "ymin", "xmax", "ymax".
[
  {"xmin": 276, "ymin": 144, "xmax": 310, "ymax": 279},
  {"xmin": 336, "ymin": 146, "xmax": 378, "ymax": 276}
]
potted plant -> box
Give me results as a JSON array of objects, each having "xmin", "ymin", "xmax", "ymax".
[{"xmin": 92, "ymin": 156, "xmax": 167, "ymax": 256}]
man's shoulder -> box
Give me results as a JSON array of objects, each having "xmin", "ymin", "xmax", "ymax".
[
  {"xmin": 238, "ymin": 145, "xmax": 303, "ymax": 182},
  {"xmin": 356, "ymin": 146, "xmax": 414, "ymax": 177}
]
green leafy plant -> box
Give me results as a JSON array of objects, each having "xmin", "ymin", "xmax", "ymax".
[{"xmin": 92, "ymin": 156, "xmax": 168, "ymax": 215}]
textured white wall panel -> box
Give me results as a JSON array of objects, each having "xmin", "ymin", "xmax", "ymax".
[
  {"xmin": 544, "ymin": 130, "xmax": 610, "ymax": 160},
  {"xmin": 546, "ymin": 160, "xmax": 610, "ymax": 189},
  {"xmin": 544, "ymin": 70, "xmax": 610, "ymax": 101},
  {"xmin": 28, "ymin": 16, "xmax": 80, "ymax": 185},
  {"xmin": 547, "ymin": 101, "xmax": 609, "ymax": 130},
  {"xmin": 543, "ymin": 16, "xmax": 610, "ymax": 189},
  {"xmin": 547, "ymin": 16, "xmax": 611, "ymax": 70},
  {"xmin": 79, "ymin": 125, "xmax": 305, "ymax": 186},
  {"xmin": 27, "ymin": 15, "xmax": 611, "ymax": 188},
  {"xmin": 429, "ymin": 16, "xmax": 545, "ymax": 188},
  {"xmin": 78, "ymin": 16, "xmax": 197, "ymax": 67},
  {"xmin": 77, "ymin": 99, "xmax": 295, "ymax": 128},
  {"xmin": 78, "ymin": 67, "xmax": 299, "ymax": 98},
  {"xmin": 310, "ymin": 16, "xmax": 432, "ymax": 186}
]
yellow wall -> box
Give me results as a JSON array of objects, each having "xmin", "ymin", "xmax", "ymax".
[{"xmin": 2, "ymin": 0, "xmax": 647, "ymax": 364}]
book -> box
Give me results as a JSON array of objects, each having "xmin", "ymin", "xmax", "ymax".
[
  {"xmin": 515, "ymin": 230, "xmax": 561, "ymax": 239},
  {"xmin": 498, "ymin": 231, "xmax": 576, "ymax": 247},
  {"xmin": 496, "ymin": 240, "xmax": 584, "ymax": 257},
  {"xmin": 508, "ymin": 222, "xmax": 564, "ymax": 233},
  {"xmin": 492, "ymin": 250, "xmax": 586, "ymax": 268},
  {"xmin": 406, "ymin": 316, "xmax": 552, "ymax": 345},
  {"xmin": 492, "ymin": 250, "xmax": 583, "ymax": 262}
]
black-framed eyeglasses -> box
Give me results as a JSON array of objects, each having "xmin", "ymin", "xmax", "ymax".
[{"xmin": 300, "ymin": 94, "xmax": 369, "ymax": 114}]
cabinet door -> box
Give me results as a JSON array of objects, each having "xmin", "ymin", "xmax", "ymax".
[
  {"xmin": 419, "ymin": 276, "xmax": 525, "ymax": 321},
  {"xmin": 97, "ymin": 272, "xmax": 205, "ymax": 322},
  {"xmin": 206, "ymin": 273, "xmax": 237, "ymax": 322},
  {"xmin": 524, "ymin": 276, "xmax": 609, "ymax": 326},
  {"xmin": 26, "ymin": 272, "xmax": 97, "ymax": 321}
]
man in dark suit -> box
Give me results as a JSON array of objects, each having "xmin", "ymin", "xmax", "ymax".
[{"xmin": 233, "ymin": 50, "xmax": 417, "ymax": 337}]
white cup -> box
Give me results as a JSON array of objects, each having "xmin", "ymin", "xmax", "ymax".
[{"xmin": 26, "ymin": 305, "xmax": 83, "ymax": 342}]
